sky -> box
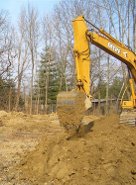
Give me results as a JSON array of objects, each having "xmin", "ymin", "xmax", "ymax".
[{"xmin": 0, "ymin": 0, "xmax": 60, "ymax": 22}]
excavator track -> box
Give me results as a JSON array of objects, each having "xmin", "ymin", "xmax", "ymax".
[{"xmin": 120, "ymin": 110, "xmax": 136, "ymax": 126}]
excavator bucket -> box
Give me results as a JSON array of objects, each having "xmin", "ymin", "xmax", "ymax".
[
  {"xmin": 57, "ymin": 91, "xmax": 85, "ymax": 135},
  {"xmin": 57, "ymin": 90, "xmax": 94, "ymax": 137}
]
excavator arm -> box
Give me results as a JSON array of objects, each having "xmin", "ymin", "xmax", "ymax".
[
  {"xmin": 57, "ymin": 15, "xmax": 136, "ymax": 133},
  {"xmin": 88, "ymin": 31, "xmax": 136, "ymax": 82},
  {"xmin": 72, "ymin": 16, "xmax": 136, "ymax": 110}
]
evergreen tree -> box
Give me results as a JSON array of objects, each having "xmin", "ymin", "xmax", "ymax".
[
  {"xmin": 94, "ymin": 81, "xmax": 107, "ymax": 99},
  {"xmin": 35, "ymin": 47, "xmax": 60, "ymax": 110},
  {"xmin": 109, "ymin": 77, "xmax": 123, "ymax": 99},
  {"xmin": 94, "ymin": 77, "xmax": 124, "ymax": 100},
  {"xmin": 0, "ymin": 77, "xmax": 17, "ymax": 110}
]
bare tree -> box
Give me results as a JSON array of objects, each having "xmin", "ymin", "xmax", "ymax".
[
  {"xmin": 14, "ymin": 8, "xmax": 29, "ymax": 111},
  {"xmin": 0, "ymin": 0, "xmax": 133, "ymax": 114},
  {"xmin": 24, "ymin": 4, "xmax": 40, "ymax": 114},
  {"xmin": 132, "ymin": 0, "xmax": 136, "ymax": 51},
  {"xmin": 0, "ymin": 10, "xmax": 13, "ymax": 77}
]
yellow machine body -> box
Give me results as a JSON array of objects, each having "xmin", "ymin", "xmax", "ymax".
[
  {"xmin": 72, "ymin": 16, "xmax": 136, "ymax": 110},
  {"xmin": 57, "ymin": 15, "xmax": 136, "ymax": 131},
  {"xmin": 72, "ymin": 16, "xmax": 91, "ymax": 98}
]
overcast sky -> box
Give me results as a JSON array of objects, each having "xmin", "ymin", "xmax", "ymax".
[{"xmin": 0, "ymin": 0, "xmax": 60, "ymax": 22}]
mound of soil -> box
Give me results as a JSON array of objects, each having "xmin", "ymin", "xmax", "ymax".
[
  {"xmin": 14, "ymin": 114, "xmax": 136, "ymax": 185},
  {"xmin": 0, "ymin": 112, "xmax": 52, "ymax": 185}
]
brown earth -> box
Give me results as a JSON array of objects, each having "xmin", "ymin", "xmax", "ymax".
[
  {"xmin": 0, "ymin": 111, "xmax": 136, "ymax": 185},
  {"xmin": 57, "ymin": 91, "xmax": 86, "ymax": 136}
]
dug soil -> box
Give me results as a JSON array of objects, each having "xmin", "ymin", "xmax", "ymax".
[
  {"xmin": 0, "ymin": 112, "xmax": 136, "ymax": 185},
  {"xmin": 57, "ymin": 91, "xmax": 86, "ymax": 136}
]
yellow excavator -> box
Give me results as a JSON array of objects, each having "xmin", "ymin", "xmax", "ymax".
[{"xmin": 57, "ymin": 16, "xmax": 136, "ymax": 134}]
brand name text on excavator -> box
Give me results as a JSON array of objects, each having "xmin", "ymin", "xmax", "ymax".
[{"xmin": 108, "ymin": 42, "xmax": 121, "ymax": 54}]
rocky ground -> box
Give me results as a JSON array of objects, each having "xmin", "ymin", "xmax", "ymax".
[{"xmin": 0, "ymin": 111, "xmax": 136, "ymax": 185}]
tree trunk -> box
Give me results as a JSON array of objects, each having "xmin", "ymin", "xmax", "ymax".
[
  {"xmin": 45, "ymin": 72, "xmax": 49, "ymax": 114},
  {"xmin": 8, "ymin": 85, "xmax": 12, "ymax": 112},
  {"xmin": 133, "ymin": 0, "xmax": 136, "ymax": 52},
  {"xmin": 98, "ymin": 49, "xmax": 101, "ymax": 113},
  {"xmin": 30, "ymin": 64, "xmax": 34, "ymax": 114},
  {"xmin": 106, "ymin": 55, "xmax": 110, "ymax": 115},
  {"xmin": 15, "ymin": 77, "xmax": 21, "ymax": 111}
]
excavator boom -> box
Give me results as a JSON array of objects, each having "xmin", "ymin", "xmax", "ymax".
[
  {"xmin": 57, "ymin": 15, "xmax": 136, "ymax": 133},
  {"xmin": 57, "ymin": 16, "xmax": 93, "ymax": 136}
]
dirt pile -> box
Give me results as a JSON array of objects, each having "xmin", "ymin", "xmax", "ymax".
[
  {"xmin": 0, "ymin": 112, "xmax": 52, "ymax": 185},
  {"xmin": 13, "ymin": 114, "xmax": 136, "ymax": 185}
]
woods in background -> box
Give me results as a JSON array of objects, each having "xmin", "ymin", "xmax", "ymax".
[{"xmin": 0, "ymin": 0, "xmax": 135, "ymax": 114}]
